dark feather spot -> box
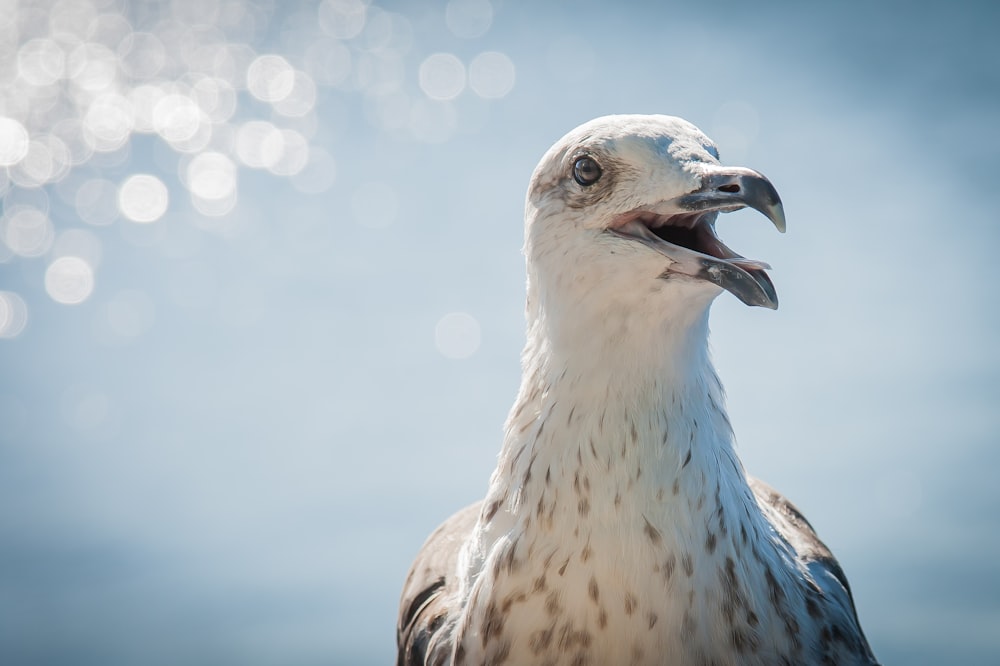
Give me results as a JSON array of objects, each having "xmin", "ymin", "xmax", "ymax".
[
  {"xmin": 681, "ymin": 610, "xmax": 696, "ymax": 635},
  {"xmin": 806, "ymin": 595, "xmax": 821, "ymax": 619},
  {"xmin": 558, "ymin": 625, "xmax": 592, "ymax": 650},
  {"xmin": 663, "ymin": 553, "xmax": 676, "ymax": 580},
  {"xmin": 486, "ymin": 638, "xmax": 510, "ymax": 665},
  {"xmin": 529, "ymin": 626, "xmax": 554, "ymax": 654},
  {"xmin": 731, "ymin": 627, "xmax": 759, "ymax": 653},
  {"xmin": 588, "ymin": 576, "xmax": 600, "ymax": 603},
  {"xmin": 545, "ymin": 590, "xmax": 562, "ymax": 616},
  {"xmin": 765, "ymin": 569, "xmax": 785, "ymax": 605},
  {"xmin": 480, "ymin": 601, "xmax": 505, "ymax": 647},
  {"xmin": 643, "ymin": 516, "xmax": 663, "ymax": 546}
]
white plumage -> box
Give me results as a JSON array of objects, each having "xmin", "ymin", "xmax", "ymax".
[{"xmin": 398, "ymin": 115, "xmax": 878, "ymax": 666}]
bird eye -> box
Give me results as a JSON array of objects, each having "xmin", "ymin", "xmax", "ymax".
[{"xmin": 572, "ymin": 156, "xmax": 602, "ymax": 186}]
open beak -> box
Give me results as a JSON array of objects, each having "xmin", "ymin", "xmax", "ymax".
[{"xmin": 608, "ymin": 166, "xmax": 785, "ymax": 309}]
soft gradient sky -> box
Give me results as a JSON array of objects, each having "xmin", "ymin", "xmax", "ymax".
[{"xmin": 1, "ymin": 1, "xmax": 998, "ymax": 664}]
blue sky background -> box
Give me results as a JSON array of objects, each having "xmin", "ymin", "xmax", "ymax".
[{"xmin": 1, "ymin": 1, "xmax": 998, "ymax": 664}]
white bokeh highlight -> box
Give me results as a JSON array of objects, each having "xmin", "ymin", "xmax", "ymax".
[
  {"xmin": 419, "ymin": 53, "xmax": 466, "ymax": 101},
  {"xmin": 469, "ymin": 51, "xmax": 515, "ymax": 99},
  {"xmin": 45, "ymin": 256, "xmax": 95, "ymax": 305},
  {"xmin": 2, "ymin": 208, "xmax": 54, "ymax": 257},
  {"xmin": 0, "ymin": 117, "xmax": 29, "ymax": 166},
  {"xmin": 0, "ymin": 291, "xmax": 28, "ymax": 338},
  {"xmin": 185, "ymin": 152, "xmax": 237, "ymax": 203},
  {"xmin": 318, "ymin": 0, "xmax": 368, "ymax": 39},
  {"xmin": 118, "ymin": 174, "xmax": 168, "ymax": 223},
  {"xmin": 247, "ymin": 54, "xmax": 296, "ymax": 103},
  {"xmin": 434, "ymin": 312, "xmax": 482, "ymax": 359}
]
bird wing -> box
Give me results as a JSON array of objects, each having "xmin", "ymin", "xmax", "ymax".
[
  {"xmin": 749, "ymin": 477, "xmax": 880, "ymax": 665},
  {"xmin": 396, "ymin": 501, "xmax": 480, "ymax": 666}
]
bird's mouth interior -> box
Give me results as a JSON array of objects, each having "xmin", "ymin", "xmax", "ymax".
[
  {"xmin": 644, "ymin": 212, "xmax": 706, "ymax": 252},
  {"xmin": 609, "ymin": 208, "xmax": 777, "ymax": 308},
  {"xmin": 615, "ymin": 210, "xmax": 769, "ymax": 272}
]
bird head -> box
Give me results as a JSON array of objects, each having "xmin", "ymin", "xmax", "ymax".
[{"xmin": 524, "ymin": 115, "xmax": 785, "ymax": 331}]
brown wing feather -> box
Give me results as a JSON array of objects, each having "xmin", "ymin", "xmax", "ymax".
[
  {"xmin": 396, "ymin": 502, "xmax": 481, "ymax": 666},
  {"xmin": 749, "ymin": 477, "xmax": 880, "ymax": 665}
]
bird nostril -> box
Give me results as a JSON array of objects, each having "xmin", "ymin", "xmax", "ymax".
[{"xmin": 718, "ymin": 184, "xmax": 740, "ymax": 193}]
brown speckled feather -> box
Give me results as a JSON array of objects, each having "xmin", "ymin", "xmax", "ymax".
[
  {"xmin": 397, "ymin": 503, "xmax": 480, "ymax": 666},
  {"xmin": 750, "ymin": 478, "xmax": 880, "ymax": 665}
]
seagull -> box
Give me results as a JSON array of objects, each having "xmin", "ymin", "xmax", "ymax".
[{"xmin": 397, "ymin": 115, "xmax": 878, "ymax": 666}]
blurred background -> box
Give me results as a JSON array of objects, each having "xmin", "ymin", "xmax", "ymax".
[{"xmin": 0, "ymin": 0, "xmax": 997, "ymax": 664}]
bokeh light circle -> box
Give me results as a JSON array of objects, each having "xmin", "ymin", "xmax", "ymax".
[
  {"xmin": 267, "ymin": 129, "xmax": 309, "ymax": 176},
  {"xmin": 45, "ymin": 256, "xmax": 95, "ymax": 305},
  {"xmin": 153, "ymin": 94, "xmax": 204, "ymax": 144},
  {"xmin": 185, "ymin": 151, "xmax": 237, "ymax": 201},
  {"xmin": 318, "ymin": 0, "xmax": 368, "ymax": 39},
  {"xmin": 236, "ymin": 120, "xmax": 285, "ymax": 169},
  {"xmin": 17, "ymin": 38, "xmax": 65, "ymax": 86},
  {"xmin": 118, "ymin": 31, "xmax": 166, "ymax": 80},
  {"xmin": 434, "ymin": 312, "xmax": 482, "ymax": 359},
  {"xmin": 83, "ymin": 93, "xmax": 135, "ymax": 152},
  {"xmin": 8, "ymin": 140, "xmax": 55, "ymax": 188},
  {"xmin": 272, "ymin": 71, "xmax": 317, "ymax": 117},
  {"xmin": 0, "ymin": 291, "xmax": 28, "ymax": 339},
  {"xmin": 118, "ymin": 174, "xmax": 169, "ymax": 223},
  {"xmin": 418, "ymin": 53, "xmax": 466, "ymax": 101},
  {"xmin": 2, "ymin": 208, "xmax": 54, "ymax": 257},
  {"xmin": 468, "ymin": 51, "xmax": 515, "ymax": 99},
  {"xmin": 0, "ymin": 118, "xmax": 30, "ymax": 166},
  {"xmin": 247, "ymin": 54, "xmax": 295, "ymax": 103}
]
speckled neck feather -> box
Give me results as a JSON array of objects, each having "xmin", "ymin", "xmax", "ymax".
[{"xmin": 448, "ymin": 299, "xmax": 804, "ymax": 665}]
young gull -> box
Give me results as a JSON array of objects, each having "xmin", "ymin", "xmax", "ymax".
[{"xmin": 397, "ymin": 115, "xmax": 879, "ymax": 666}]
